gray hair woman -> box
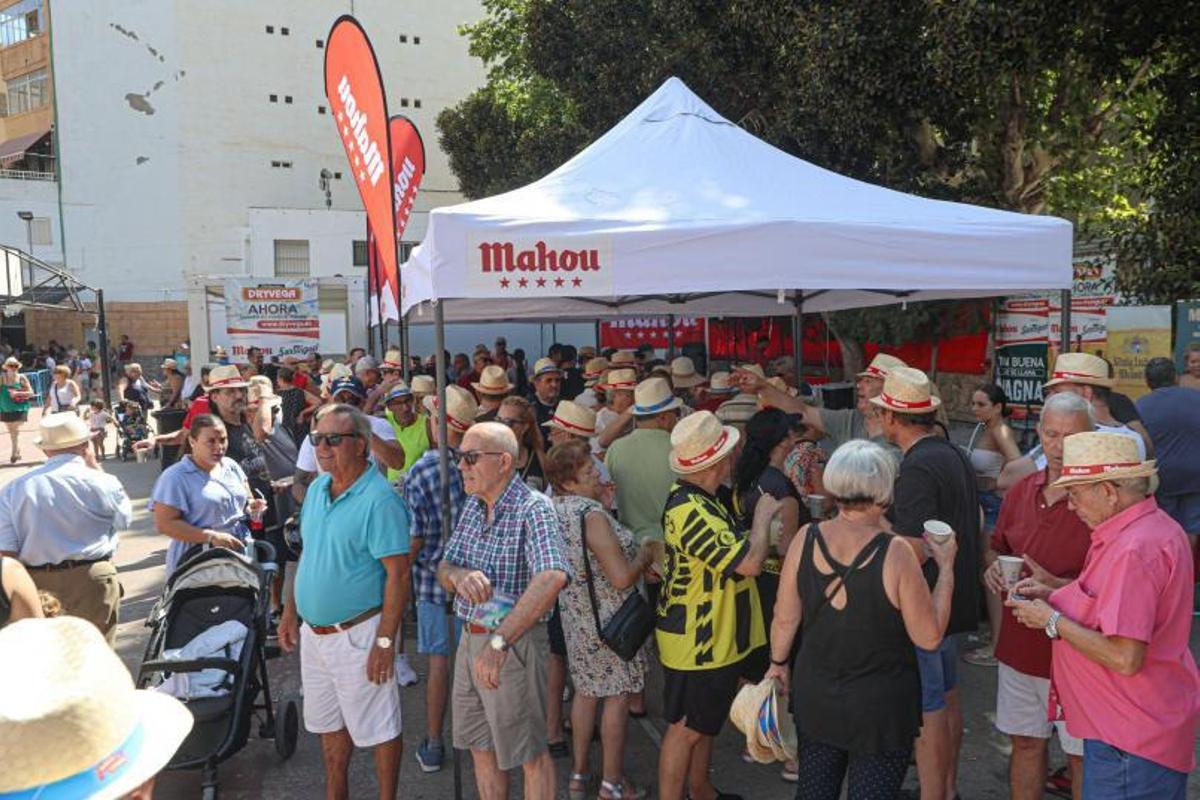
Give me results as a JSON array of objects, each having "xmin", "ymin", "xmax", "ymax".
[
  {"xmin": 765, "ymin": 440, "xmax": 957, "ymax": 799},
  {"xmin": 1008, "ymin": 432, "xmax": 1199, "ymax": 797}
]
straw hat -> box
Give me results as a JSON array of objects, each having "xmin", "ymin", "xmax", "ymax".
[
  {"xmin": 1051, "ymin": 431, "xmax": 1157, "ymax": 488},
  {"xmin": 0, "ymin": 617, "xmax": 193, "ymax": 798},
  {"xmin": 730, "ymin": 679, "xmax": 778, "ymax": 764},
  {"xmin": 472, "ymin": 364, "xmax": 514, "ymax": 396},
  {"xmin": 1044, "ymin": 352, "xmax": 1114, "ymax": 389},
  {"xmin": 3, "ymin": 356, "xmax": 20, "ymax": 369},
  {"xmin": 869, "ymin": 366, "xmax": 942, "ymax": 414},
  {"xmin": 423, "ymin": 385, "xmax": 478, "ymax": 433},
  {"xmin": 206, "ymin": 363, "xmax": 250, "ymax": 390},
  {"xmin": 670, "ymin": 410, "xmax": 740, "ymax": 474},
  {"xmin": 381, "ymin": 349, "xmax": 404, "ymax": 370},
  {"xmin": 670, "ymin": 356, "xmax": 705, "ymax": 388},
  {"xmin": 583, "ymin": 357, "xmax": 610, "ymax": 385},
  {"xmin": 633, "ymin": 377, "xmax": 683, "ymax": 417},
  {"xmin": 248, "ymin": 375, "xmax": 280, "ymax": 406},
  {"xmin": 601, "ymin": 368, "xmax": 638, "ymax": 391},
  {"xmin": 35, "ymin": 412, "xmax": 92, "ymax": 449},
  {"xmin": 857, "ymin": 353, "xmax": 907, "ymax": 380},
  {"xmin": 579, "ymin": 345, "xmax": 597, "ymax": 361},
  {"xmin": 410, "ymin": 374, "xmax": 436, "ymax": 397},
  {"xmin": 610, "ymin": 350, "xmax": 637, "ymax": 367},
  {"xmin": 737, "ymin": 363, "xmax": 766, "ymax": 379},
  {"xmin": 707, "ymin": 371, "xmax": 737, "ymax": 395},
  {"xmin": 546, "ymin": 400, "xmax": 597, "ymax": 437},
  {"xmin": 532, "ymin": 357, "xmax": 562, "ymax": 378}
]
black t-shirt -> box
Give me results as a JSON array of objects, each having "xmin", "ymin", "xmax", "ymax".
[
  {"xmin": 223, "ymin": 421, "xmax": 276, "ymax": 528},
  {"xmin": 1107, "ymin": 391, "xmax": 1141, "ymax": 425},
  {"xmin": 886, "ymin": 436, "xmax": 980, "ymax": 636},
  {"xmin": 561, "ymin": 366, "xmax": 586, "ymax": 401},
  {"xmin": 737, "ymin": 465, "xmax": 810, "ymax": 529},
  {"xmin": 532, "ymin": 398, "xmax": 556, "ymax": 443}
]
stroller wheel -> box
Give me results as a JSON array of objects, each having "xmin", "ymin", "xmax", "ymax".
[{"xmin": 275, "ymin": 695, "xmax": 300, "ymax": 760}]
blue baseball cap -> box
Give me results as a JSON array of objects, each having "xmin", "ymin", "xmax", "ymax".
[
  {"xmin": 384, "ymin": 382, "xmax": 413, "ymax": 403},
  {"xmin": 329, "ymin": 376, "xmax": 366, "ymax": 399}
]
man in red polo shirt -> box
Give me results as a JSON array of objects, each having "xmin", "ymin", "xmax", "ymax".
[{"xmin": 983, "ymin": 391, "xmax": 1094, "ymax": 800}]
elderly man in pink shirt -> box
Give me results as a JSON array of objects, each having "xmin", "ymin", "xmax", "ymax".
[{"xmin": 1008, "ymin": 432, "xmax": 1199, "ymax": 800}]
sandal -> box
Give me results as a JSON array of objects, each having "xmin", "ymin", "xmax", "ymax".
[
  {"xmin": 962, "ymin": 645, "xmax": 998, "ymax": 667},
  {"xmin": 568, "ymin": 772, "xmax": 593, "ymax": 800},
  {"xmin": 599, "ymin": 778, "xmax": 647, "ymax": 800}
]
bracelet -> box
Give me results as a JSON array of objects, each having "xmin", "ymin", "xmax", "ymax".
[{"xmin": 770, "ymin": 655, "xmax": 789, "ymax": 666}]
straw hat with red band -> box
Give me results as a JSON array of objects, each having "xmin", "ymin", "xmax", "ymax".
[
  {"xmin": 583, "ymin": 357, "xmax": 610, "ymax": 385},
  {"xmin": 670, "ymin": 410, "xmax": 740, "ymax": 475},
  {"xmin": 601, "ymin": 368, "xmax": 638, "ymax": 391},
  {"xmin": 1050, "ymin": 431, "xmax": 1157, "ymax": 488},
  {"xmin": 423, "ymin": 385, "xmax": 478, "ymax": 434},
  {"xmin": 205, "ymin": 363, "xmax": 250, "ymax": 390},
  {"xmin": 857, "ymin": 353, "xmax": 907, "ymax": 380},
  {"xmin": 869, "ymin": 367, "xmax": 942, "ymax": 414},
  {"xmin": 471, "ymin": 364, "xmax": 514, "ymax": 396},
  {"xmin": 545, "ymin": 400, "xmax": 597, "ymax": 437},
  {"xmin": 381, "ymin": 349, "xmax": 405, "ymax": 370},
  {"xmin": 1043, "ymin": 352, "xmax": 1115, "ymax": 389},
  {"xmin": 634, "ymin": 377, "xmax": 683, "ymax": 417},
  {"xmin": 610, "ymin": 350, "xmax": 637, "ymax": 367}
]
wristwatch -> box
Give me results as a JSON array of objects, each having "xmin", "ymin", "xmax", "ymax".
[
  {"xmin": 375, "ymin": 636, "xmax": 393, "ymax": 649},
  {"xmin": 1045, "ymin": 611, "xmax": 1062, "ymax": 640},
  {"xmin": 489, "ymin": 633, "xmax": 510, "ymax": 652}
]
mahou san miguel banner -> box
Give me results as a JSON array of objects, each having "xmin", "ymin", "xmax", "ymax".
[
  {"xmin": 368, "ymin": 116, "xmax": 425, "ymax": 324},
  {"xmin": 601, "ymin": 317, "xmax": 707, "ymax": 350},
  {"xmin": 324, "ymin": 17, "xmax": 399, "ymax": 316}
]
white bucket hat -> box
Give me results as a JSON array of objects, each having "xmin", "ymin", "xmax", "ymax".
[
  {"xmin": 857, "ymin": 353, "xmax": 907, "ymax": 380},
  {"xmin": 0, "ymin": 617, "xmax": 193, "ymax": 799},
  {"xmin": 35, "ymin": 412, "xmax": 93, "ymax": 450},
  {"xmin": 546, "ymin": 400, "xmax": 597, "ymax": 437},
  {"xmin": 1044, "ymin": 352, "xmax": 1115, "ymax": 389},
  {"xmin": 633, "ymin": 377, "xmax": 683, "ymax": 417},
  {"xmin": 670, "ymin": 410, "xmax": 740, "ymax": 474},
  {"xmin": 471, "ymin": 364, "xmax": 514, "ymax": 396},
  {"xmin": 869, "ymin": 367, "xmax": 942, "ymax": 415},
  {"xmin": 1051, "ymin": 431, "xmax": 1157, "ymax": 488},
  {"xmin": 423, "ymin": 385, "xmax": 479, "ymax": 433},
  {"xmin": 670, "ymin": 356, "xmax": 705, "ymax": 389},
  {"xmin": 410, "ymin": 374, "xmax": 436, "ymax": 396}
]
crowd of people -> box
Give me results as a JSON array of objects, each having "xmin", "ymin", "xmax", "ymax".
[{"xmin": 0, "ymin": 334, "xmax": 1197, "ymax": 800}]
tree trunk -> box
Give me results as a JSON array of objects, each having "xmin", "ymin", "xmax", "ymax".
[{"xmin": 824, "ymin": 312, "xmax": 865, "ymax": 381}]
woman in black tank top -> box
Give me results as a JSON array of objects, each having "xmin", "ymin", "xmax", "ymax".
[{"xmin": 762, "ymin": 440, "xmax": 957, "ymax": 800}]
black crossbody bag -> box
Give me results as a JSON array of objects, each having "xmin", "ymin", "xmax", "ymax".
[{"xmin": 579, "ymin": 508, "xmax": 655, "ymax": 661}]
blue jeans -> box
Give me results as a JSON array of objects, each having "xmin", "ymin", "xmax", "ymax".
[
  {"xmin": 1082, "ymin": 740, "xmax": 1187, "ymax": 800},
  {"xmin": 915, "ymin": 637, "xmax": 959, "ymax": 713}
]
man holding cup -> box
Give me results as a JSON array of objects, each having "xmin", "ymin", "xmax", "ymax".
[{"xmin": 982, "ymin": 392, "xmax": 1094, "ymax": 800}]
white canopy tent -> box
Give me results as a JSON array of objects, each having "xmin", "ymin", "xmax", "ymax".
[{"xmin": 402, "ymin": 77, "xmax": 1073, "ymax": 322}]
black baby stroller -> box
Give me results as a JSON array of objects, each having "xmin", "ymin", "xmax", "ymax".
[
  {"xmin": 116, "ymin": 400, "xmax": 152, "ymax": 461},
  {"xmin": 137, "ymin": 542, "xmax": 299, "ymax": 799}
]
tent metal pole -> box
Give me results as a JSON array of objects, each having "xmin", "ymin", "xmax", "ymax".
[
  {"xmin": 594, "ymin": 320, "xmax": 601, "ymax": 353},
  {"xmin": 792, "ymin": 293, "xmax": 804, "ymax": 392},
  {"xmin": 97, "ymin": 288, "xmax": 113, "ymax": 406},
  {"xmin": 668, "ymin": 314, "xmax": 676, "ymax": 359},
  {"xmin": 432, "ymin": 300, "xmax": 462, "ymax": 800},
  {"xmin": 1060, "ymin": 289, "xmax": 1072, "ymax": 354}
]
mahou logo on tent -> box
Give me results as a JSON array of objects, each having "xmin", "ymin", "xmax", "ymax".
[{"xmin": 467, "ymin": 235, "xmax": 614, "ymax": 297}]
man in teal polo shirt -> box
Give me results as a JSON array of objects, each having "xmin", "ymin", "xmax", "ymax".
[{"xmin": 279, "ymin": 404, "xmax": 412, "ymax": 800}]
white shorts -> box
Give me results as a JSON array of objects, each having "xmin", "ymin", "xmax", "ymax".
[
  {"xmin": 300, "ymin": 615, "xmax": 403, "ymax": 747},
  {"xmin": 995, "ymin": 662, "xmax": 1082, "ymax": 756}
]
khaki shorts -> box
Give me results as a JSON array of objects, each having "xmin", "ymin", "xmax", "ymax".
[
  {"xmin": 452, "ymin": 623, "xmax": 549, "ymax": 771},
  {"xmin": 996, "ymin": 662, "xmax": 1083, "ymax": 756},
  {"xmin": 30, "ymin": 559, "xmax": 122, "ymax": 646}
]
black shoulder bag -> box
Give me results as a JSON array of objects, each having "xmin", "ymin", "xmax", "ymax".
[{"xmin": 579, "ymin": 508, "xmax": 655, "ymax": 661}]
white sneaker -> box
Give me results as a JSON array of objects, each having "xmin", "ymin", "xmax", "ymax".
[{"xmin": 394, "ymin": 653, "xmax": 419, "ymax": 687}]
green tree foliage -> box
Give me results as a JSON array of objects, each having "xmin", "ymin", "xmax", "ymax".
[{"xmin": 437, "ymin": 1, "xmax": 1198, "ymax": 367}]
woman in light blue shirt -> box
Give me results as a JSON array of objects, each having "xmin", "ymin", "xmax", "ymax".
[{"xmin": 149, "ymin": 414, "xmax": 260, "ymax": 575}]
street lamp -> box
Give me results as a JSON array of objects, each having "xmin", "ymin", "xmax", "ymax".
[{"xmin": 16, "ymin": 211, "xmax": 33, "ymax": 291}]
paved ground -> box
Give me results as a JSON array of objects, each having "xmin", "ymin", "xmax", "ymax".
[{"xmin": 6, "ymin": 410, "xmax": 1196, "ymax": 799}]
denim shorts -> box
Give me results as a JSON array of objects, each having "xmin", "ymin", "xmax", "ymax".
[
  {"xmin": 416, "ymin": 599, "xmax": 461, "ymax": 657},
  {"xmin": 1082, "ymin": 739, "xmax": 1188, "ymax": 800},
  {"xmin": 915, "ymin": 637, "xmax": 959, "ymax": 713}
]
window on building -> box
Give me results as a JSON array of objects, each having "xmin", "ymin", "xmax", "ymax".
[
  {"xmin": 284, "ymin": 95, "xmax": 293, "ymax": 104},
  {"xmin": 316, "ymin": 39, "xmax": 324, "ymax": 48},
  {"xmin": 281, "ymin": 27, "xmax": 289, "ymax": 35},
  {"xmin": 30, "ymin": 217, "xmax": 50, "ymax": 245},
  {"xmin": 0, "ymin": 0, "xmax": 42, "ymax": 48},
  {"xmin": 352, "ymin": 239, "xmax": 369, "ymax": 267},
  {"xmin": 399, "ymin": 242, "xmax": 415, "ymax": 263},
  {"xmin": 413, "ymin": 36, "xmax": 421, "ymax": 45},
  {"xmin": 3, "ymin": 68, "xmax": 49, "ymax": 117},
  {"xmin": 334, "ymin": 171, "xmax": 342, "ymax": 180},
  {"xmin": 269, "ymin": 94, "xmax": 278, "ymax": 102},
  {"xmin": 399, "ymin": 98, "xmax": 409, "ymax": 107},
  {"xmin": 399, "ymin": 34, "xmax": 407, "ymax": 43},
  {"xmin": 274, "ymin": 240, "xmax": 310, "ymax": 277},
  {"xmin": 413, "ymin": 99, "xmax": 422, "ymax": 108},
  {"xmin": 265, "ymin": 25, "xmax": 274, "ymax": 33},
  {"xmin": 317, "ymin": 105, "xmax": 326, "ymax": 114}
]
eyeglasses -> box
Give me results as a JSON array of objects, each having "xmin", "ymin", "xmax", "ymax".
[
  {"xmin": 496, "ymin": 417, "xmax": 524, "ymax": 428},
  {"xmin": 457, "ymin": 450, "xmax": 506, "ymax": 466},
  {"xmin": 308, "ymin": 432, "xmax": 361, "ymax": 447}
]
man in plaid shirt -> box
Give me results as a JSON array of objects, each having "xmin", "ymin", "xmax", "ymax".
[
  {"xmin": 438, "ymin": 421, "xmax": 570, "ymax": 800},
  {"xmin": 402, "ymin": 385, "xmax": 476, "ymax": 773}
]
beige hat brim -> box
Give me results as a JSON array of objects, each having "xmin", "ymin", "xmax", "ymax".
[
  {"xmin": 633, "ymin": 395, "xmax": 683, "ymax": 417},
  {"xmin": 422, "ymin": 395, "xmax": 471, "ymax": 431},
  {"xmin": 87, "ymin": 691, "xmax": 193, "ymax": 800},
  {"xmin": 868, "ymin": 394, "xmax": 942, "ymax": 414},
  {"xmin": 545, "ymin": 419, "xmax": 596, "ymax": 437},
  {"xmin": 35, "ymin": 432, "xmax": 93, "ymax": 449},
  {"xmin": 471, "ymin": 382, "xmax": 513, "ymax": 396},
  {"xmin": 670, "ymin": 424, "xmax": 740, "ymax": 475},
  {"xmin": 1050, "ymin": 461, "xmax": 1157, "ymax": 488},
  {"xmin": 671, "ymin": 374, "xmax": 706, "ymax": 388},
  {"xmin": 1043, "ymin": 375, "xmax": 1115, "ymax": 389},
  {"xmin": 729, "ymin": 679, "xmax": 781, "ymax": 764}
]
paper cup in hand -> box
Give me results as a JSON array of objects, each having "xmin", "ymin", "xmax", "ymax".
[
  {"xmin": 923, "ymin": 520, "xmax": 953, "ymax": 544},
  {"xmin": 997, "ymin": 555, "xmax": 1024, "ymax": 588}
]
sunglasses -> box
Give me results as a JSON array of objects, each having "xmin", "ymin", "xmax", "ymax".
[
  {"xmin": 457, "ymin": 450, "xmax": 506, "ymax": 466},
  {"xmin": 308, "ymin": 432, "xmax": 362, "ymax": 447}
]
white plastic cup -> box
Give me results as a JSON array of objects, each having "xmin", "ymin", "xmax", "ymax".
[
  {"xmin": 997, "ymin": 555, "xmax": 1024, "ymax": 588},
  {"xmin": 923, "ymin": 520, "xmax": 954, "ymax": 544}
]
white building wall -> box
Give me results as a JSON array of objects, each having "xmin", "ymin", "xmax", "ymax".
[
  {"xmin": 0, "ymin": 176, "xmax": 62, "ymax": 264},
  {"xmin": 51, "ymin": 0, "xmax": 484, "ymax": 302}
]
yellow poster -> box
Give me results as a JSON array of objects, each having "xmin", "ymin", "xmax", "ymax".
[{"xmin": 1105, "ymin": 306, "xmax": 1172, "ymax": 400}]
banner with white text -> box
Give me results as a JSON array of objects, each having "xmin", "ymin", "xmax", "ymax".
[{"xmin": 224, "ymin": 279, "xmax": 320, "ymax": 361}]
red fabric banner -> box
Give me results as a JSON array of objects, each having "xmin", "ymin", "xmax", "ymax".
[
  {"xmin": 368, "ymin": 116, "xmax": 426, "ymax": 323},
  {"xmin": 325, "ymin": 17, "xmax": 397, "ymax": 317},
  {"xmin": 600, "ymin": 317, "xmax": 707, "ymax": 349}
]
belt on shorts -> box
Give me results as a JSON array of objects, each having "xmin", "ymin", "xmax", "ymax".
[
  {"xmin": 27, "ymin": 556, "xmax": 112, "ymax": 572},
  {"xmin": 464, "ymin": 622, "xmax": 493, "ymax": 635},
  {"xmin": 307, "ymin": 607, "xmax": 381, "ymax": 635}
]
